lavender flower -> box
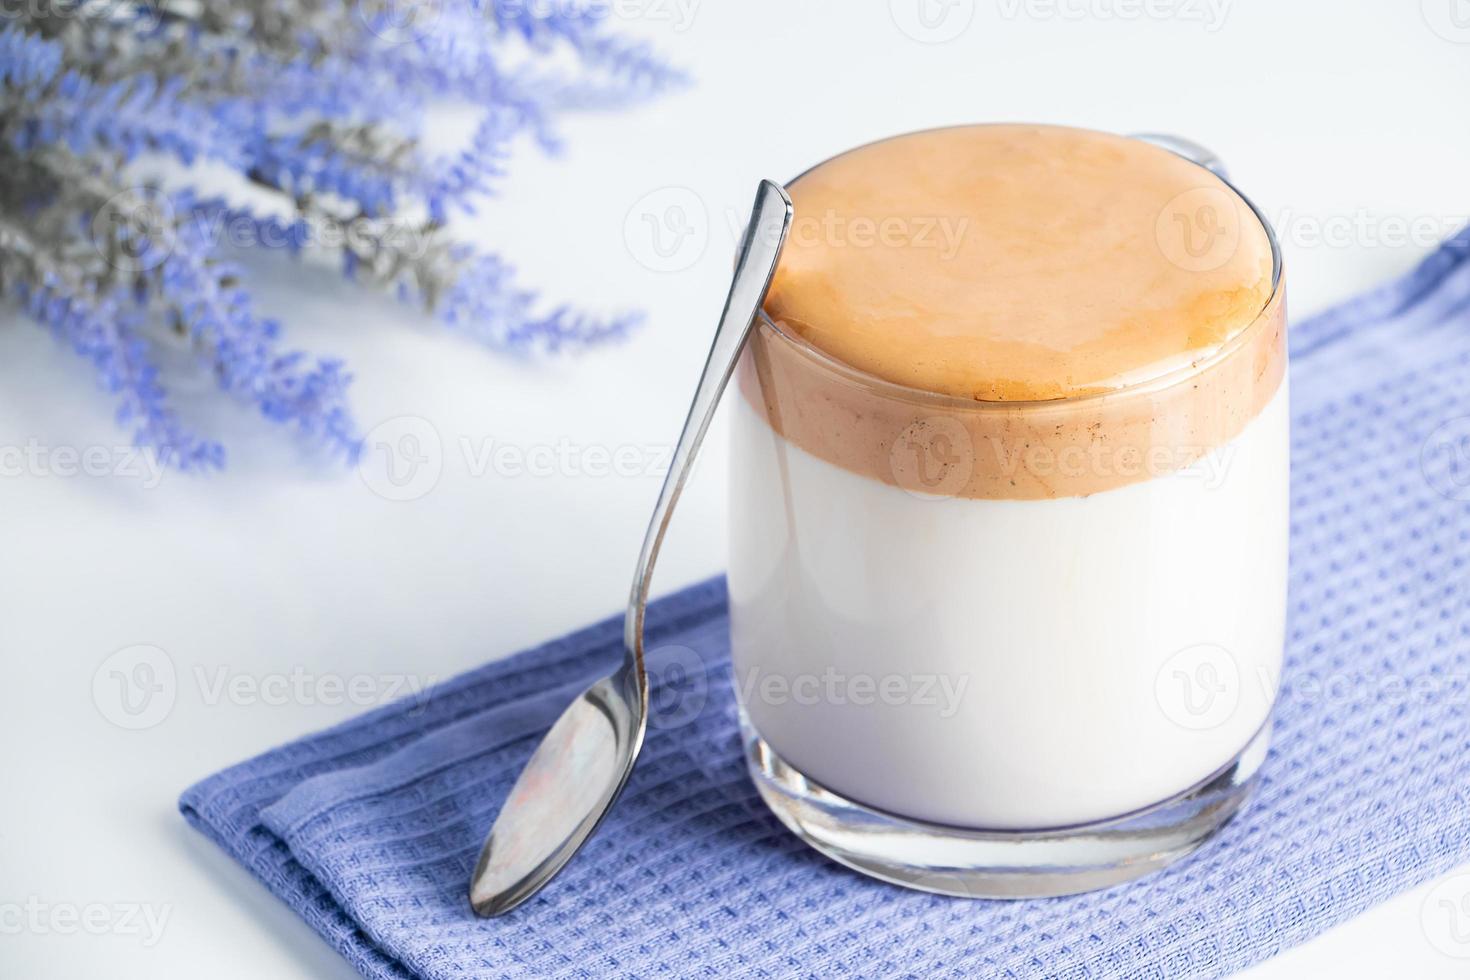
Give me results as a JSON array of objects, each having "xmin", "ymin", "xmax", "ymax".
[
  {"xmin": 433, "ymin": 249, "xmax": 642, "ymax": 352},
  {"xmin": 0, "ymin": 29, "xmax": 237, "ymax": 164},
  {"xmin": 12, "ymin": 274, "xmax": 224, "ymax": 470},
  {"xmin": 0, "ymin": 4, "xmax": 683, "ymax": 469},
  {"xmin": 156, "ymin": 209, "xmax": 360, "ymax": 460}
]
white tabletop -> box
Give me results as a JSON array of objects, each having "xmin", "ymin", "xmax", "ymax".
[{"xmin": 3, "ymin": 2, "xmax": 1469, "ymax": 976}]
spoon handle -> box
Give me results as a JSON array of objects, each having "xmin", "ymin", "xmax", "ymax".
[
  {"xmin": 621, "ymin": 180, "xmax": 793, "ymax": 673},
  {"xmin": 468, "ymin": 181, "xmax": 793, "ymax": 919}
]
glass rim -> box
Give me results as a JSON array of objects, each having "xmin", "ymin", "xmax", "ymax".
[{"xmin": 756, "ymin": 129, "xmax": 1285, "ymax": 414}]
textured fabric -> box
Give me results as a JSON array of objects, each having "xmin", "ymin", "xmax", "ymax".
[{"xmin": 182, "ymin": 231, "xmax": 1470, "ymax": 979}]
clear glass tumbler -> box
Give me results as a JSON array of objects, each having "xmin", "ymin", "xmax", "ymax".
[{"xmin": 726, "ymin": 132, "xmax": 1287, "ymax": 897}]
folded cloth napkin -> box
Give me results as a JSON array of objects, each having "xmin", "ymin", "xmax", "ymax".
[{"xmin": 183, "ymin": 230, "xmax": 1470, "ymax": 979}]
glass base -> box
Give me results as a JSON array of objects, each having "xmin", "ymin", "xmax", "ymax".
[{"xmin": 742, "ymin": 714, "xmax": 1270, "ymax": 898}]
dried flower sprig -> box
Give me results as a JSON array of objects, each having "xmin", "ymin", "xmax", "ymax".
[{"xmin": 0, "ymin": 2, "xmax": 683, "ymax": 468}]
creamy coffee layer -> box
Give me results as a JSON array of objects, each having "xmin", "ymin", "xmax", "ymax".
[
  {"xmin": 765, "ymin": 124, "xmax": 1276, "ymax": 401},
  {"xmin": 745, "ymin": 124, "xmax": 1285, "ymax": 500}
]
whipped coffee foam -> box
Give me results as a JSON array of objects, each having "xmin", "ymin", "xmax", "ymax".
[{"xmin": 766, "ymin": 123, "xmax": 1276, "ymax": 403}]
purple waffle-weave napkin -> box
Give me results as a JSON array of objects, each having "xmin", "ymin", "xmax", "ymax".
[{"xmin": 182, "ymin": 229, "xmax": 1470, "ymax": 978}]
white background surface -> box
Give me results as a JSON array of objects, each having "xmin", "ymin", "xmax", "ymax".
[{"xmin": 3, "ymin": 1, "xmax": 1469, "ymax": 976}]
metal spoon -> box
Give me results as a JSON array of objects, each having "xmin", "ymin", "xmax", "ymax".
[{"xmin": 469, "ymin": 179, "xmax": 794, "ymax": 917}]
